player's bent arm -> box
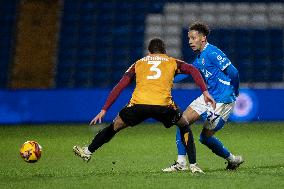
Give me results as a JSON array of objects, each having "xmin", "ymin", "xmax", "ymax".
[{"xmin": 223, "ymin": 64, "xmax": 240, "ymax": 96}]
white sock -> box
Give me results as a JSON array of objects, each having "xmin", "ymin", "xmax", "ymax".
[
  {"xmin": 226, "ymin": 153, "xmax": 235, "ymax": 162},
  {"xmin": 177, "ymin": 155, "xmax": 187, "ymax": 165},
  {"xmin": 84, "ymin": 147, "xmax": 92, "ymax": 155}
]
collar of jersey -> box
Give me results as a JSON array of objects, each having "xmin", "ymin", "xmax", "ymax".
[
  {"xmin": 149, "ymin": 53, "xmax": 167, "ymax": 56},
  {"xmin": 201, "ymin": 42, "xmax": 209, "ymax": 52},
  {"xmin": 198, "ymin": 43, "xmax": 209, "ymax": 58}
]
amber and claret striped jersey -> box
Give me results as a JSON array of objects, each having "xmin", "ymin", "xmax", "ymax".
[
  {"xmin": 101, "ymin": 53, "xmax": 207, "ymax": 111},
  {"xmin": 128, "ymin": 54, "xmax": 178, "ymax": 106}
]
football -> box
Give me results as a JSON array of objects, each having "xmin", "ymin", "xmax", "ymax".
[{"xmin": 20, "ymin": 141, "xmax": 42, "ymax": 163}]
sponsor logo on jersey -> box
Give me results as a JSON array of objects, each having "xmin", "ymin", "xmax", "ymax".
[{"xmin": 202, "ymin": 58, "xmax": 205, "ymax": 65}]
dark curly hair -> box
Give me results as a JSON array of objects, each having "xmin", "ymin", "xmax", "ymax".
[
  {"xmin": 148, "ymin": 38, "xmax": 166, "ymax": 54},
  {"xmin": 189, "ymin": 22, "xmax": 210, "ymax": 37}
]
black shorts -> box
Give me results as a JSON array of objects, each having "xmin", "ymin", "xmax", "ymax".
[{"xmin": 119, "ymin": 104, "xmax": 182, "ymax": 128}]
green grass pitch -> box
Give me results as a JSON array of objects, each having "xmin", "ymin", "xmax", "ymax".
[{"xmin": 0, "ymin": 122, "xmax": 283, "ymax": 189}]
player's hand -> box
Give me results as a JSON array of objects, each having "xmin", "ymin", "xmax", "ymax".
[
  {"xmin": 90, "ymin": 110, "xmax": 106, "ymax": 125},
  {"xmin": 203, "ymin": 90, "xmax": 216, "ymax": 110}
]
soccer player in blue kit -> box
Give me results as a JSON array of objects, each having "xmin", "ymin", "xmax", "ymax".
[{"xmin": 163, "ymin": 22, "xmax": 244, "ymax": 173}]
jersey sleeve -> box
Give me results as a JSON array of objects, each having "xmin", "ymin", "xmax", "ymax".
[
  {"xmin": 124, "ymin": 63, "xmax": 136, "ymax": 78},
  {"xmin": 224, "ymin": 64, "xmax": 240, "ymax": 96},
  {"xmin": 208, "ymin": 49, "xmax": 232, "ymax": 71}
]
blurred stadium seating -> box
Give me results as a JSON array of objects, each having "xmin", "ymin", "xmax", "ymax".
[
  {"xmin": 0, "ymin": 1, "xmax": 283, "ymax": 88},
  {"xmin": 56, "ymin": 1, "xmax": 164, "ymax": 88},
  {"xmin": 145, "ymin": 2, "xmax": 284, "ymax": 85},
  {"xmin": 56, "ymin": 1, "xmax": 284, "ymax": 88},
  {"xmin": 0, "ymin": 0, "xmax": 283, "ymax": 123}
]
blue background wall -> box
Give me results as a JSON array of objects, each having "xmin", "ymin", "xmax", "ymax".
[
  {"xmin": 0, "ymin": 89, "xmax": 282, "ymax": 124},
  {"xmin": 0, "ymin": 1, "xmax": 283, "ymax": 124}
]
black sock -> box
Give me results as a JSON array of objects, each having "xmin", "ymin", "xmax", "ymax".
[
  {"xmin": 179, "ymin": 125, "xmax": 196, "ymax": 164},
  {"xmin": 88, "ymin": 123, "xmax": 117, "ymax": 153}
]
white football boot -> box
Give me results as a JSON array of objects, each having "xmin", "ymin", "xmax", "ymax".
[
  {"xmin": 226, "ymin": 155, "xmax": 244, "ymax": 170},
  {"xmin": 189, "ymin": 163, "xmax": 204, "ymax": 174},
  {"xmin": 73, "ymin": 146, "xmax": 92, "ymax": 162},
  {"xmin": 162, "ymin": 161, "xmax": 188, "ymax": 172}
]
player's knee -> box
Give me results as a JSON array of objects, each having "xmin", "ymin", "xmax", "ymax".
[
  {"xmin": 113, "ymin": 116, "xmax": 127, "ymax": 131},
  {"xmin": 176, "ymin": 116, "xmax": 188, "ymax": 127},
  {"xmin": 202, "ymin": 128, "xmax": 215, "ymax": 137}
]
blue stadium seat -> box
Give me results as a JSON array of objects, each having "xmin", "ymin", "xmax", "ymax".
[
  {"xmin": 148, "ymin": 2, "xmax": 164, "ymax": 13},
  {"xmin": 0, "ymin": 0, "xmax": 16, "ymax": 88},
  {"xmin": 0, "ymin": 35, "xmax": 12, "ymax": 45},
  {"xmin": 237, "ymin": 58, "xmax": 253, "ymax": 82},
  {"xmin": 120, "ymin": 1, "xmax": 133, "ymax": 9},
  {"xmin": 61, "ymin": 13, "xmax": 79, "ymax": 24},
  {"xmin": 78, "ymin": 48, "xmax": 95, "ymax": 58},
  {"xmin": 96, "ymin": 28, "xmax": 112, "ymax": 36},
  {"xmin": 131, "ymin": 13, "xmax": 145, "ymax": 24},
  {"xmin": 79, "ymin": 14, "xmax": 96, "ymax": 25},
  {"xmin": 96, "ymin": 14, "xmax": 113, "ymax": 24},
  {"xmin": 57, "ymin": 59, "xmax": 77, "ymax": 69},
  {"xmin": 235, "ymin": 29, "xmax": 252, "ymax": 40},
  {"xmin": 270, "ymin": 48, "xmax": 283, "ymax": 60},
  {"xmin": 80, "ymin": 1, "xmax": 97, "ymax": 10},
  {"xmin": 253, "ymin": 48, "xmax": 270, "ymax": 61},
  {"xmin": 97, "ymin": 1, "xmax": 115, "ymax": 10},
  {"xmin": 74, "ymin": 71, "xmax": 91, "ymax": 87},
  {"xmin": 56, "ymin": 71, "xmax": 73, "ymax": 86},
  {"xmin": 95, "ymin": 49, "xmax": 109, "ymax": 58},
  {"xmin": 236, "ymin": 48, "xmax": 251, "ymax": 59},
  {"xmin": 270, "ymin": 61, "xmax": 283, "ymax": 82},
  {"xmin": 133, "ymin": 2, "xmax": 147, "ymax": 11},
  {"xmin": 269, "ymin": 29, "xmax": 283, "ymax": 40},
  {"xmin": 60, "ymin": 26, "xmax": 78, "ymax": 37},
  {"xmin": 63, "ymin": 0, "xmax": 79, "ymax": 10}
]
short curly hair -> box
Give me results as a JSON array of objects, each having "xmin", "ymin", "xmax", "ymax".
[
  {"xmin": 148, "ymin": 38, "xmax": 166, "ymax": 54},
  {"xmin": 189, "ymin": 22, "xmax": 210, "ymax": 37}
]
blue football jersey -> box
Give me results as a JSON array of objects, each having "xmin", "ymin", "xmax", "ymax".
[{"xmin": 192, "ymin": 43, "xmax": 236, "ymax": 103}]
